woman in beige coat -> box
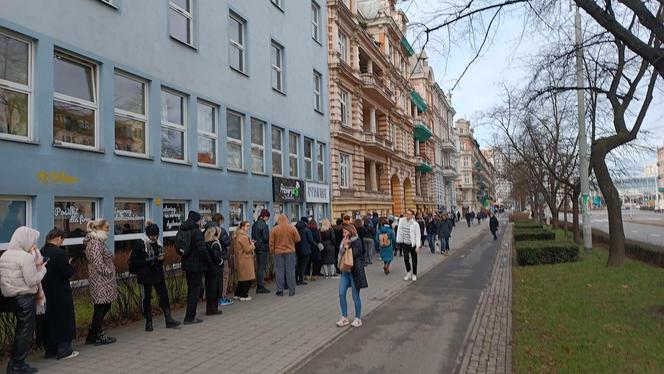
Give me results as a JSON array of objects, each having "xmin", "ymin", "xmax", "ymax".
[{"xmin": 232, "ymin": 221, "xmax": 255, "ymax": 301}]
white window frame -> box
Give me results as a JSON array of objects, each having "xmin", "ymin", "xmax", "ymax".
[
  {"xmin": 226, "ymin": 110, "xmax": 244, "ymax": 171},
  {"xmin": 0, "ymin": 196, "xmax": 32, "ymax": 250},
  {"xmin": 114, "ymin": 199, "xmax": 150, "ymax": 242},
  {"xmin": 304, "ymin": 137, "xmax": 313, "ymax": 180},
  {"xmin": 317, "ymin": 142, "xmax": 325, "ymax": 182},
  {"xmin": 163, "ymin": 200, "xmax": 188, "ymax": 237},
  {"xmin": 251, "ymin": 118, "xmax": 266, "ymax": 174},
  {"xmin": 53, "ymin": 51, "xmax": 99, "ymax": 150},
  {"xmin": 311, "ymin": 1, "xmax": 321, "ymax": 42},
  {"xmin": 271, "ymin": 41, "xmax": 284, "ymax": 92},
  {"xmin": 340, "ymin": 89, "xmax": 350, "ymax": 126},
  {"xmin": 313, "ymin": 70, "xmax": 322, "ymax": 112},
  {"xmin": 199, "ymin": 201, "xmax": 221, "ymax": 221},
  {"xmin": 0, "ymin": 31, "xmax": 33, "ymax": 142},
  {"xmin": 339, "ymin": 152, "xmax": 350, "ymax": 188},
  {"xmin": 169, "ymin": 0, "xmax": 194, "ymax": 46},
  {"xmin": 338, "ymin": 31, "xmax": 348, "ymax": 62},
  {"xmin": 55, "ymin": 198, "xmax": 100, "ymax": 246},
  {"xmin": 197, "ymin": 100, "xmax": 218, "ymax": 166},
  {"xmin": 160, "ymin": 88, "xmax": 187, "ymax": 162},
  {"xmin": 229, "ymin": 11, "xmax": 246, "ymax": 73},
  {"xmin": 114, "ymin": 71, "xmax": 148, "ymax": 157},
  {"xmin": 228, "ymin": 201, "xmax": 245, "ymax": 232},
  {"xmin": 272, "ymin": 126, "xmax": 283, "ymax": 176},
  {"xmin": 289, "ymin": 132, "xmax": 299, "ymax": 178}
]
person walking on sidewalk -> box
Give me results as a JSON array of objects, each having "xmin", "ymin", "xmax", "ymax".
[
  {"xmin": 269, "ymin": 214, "xmax": 300, "ymax": 296},
  {"xmin": 84, "ymin": 219, "xmax": 118, "ymax": 345},
  {"xmin": 232, "ymin": 221, "xmax": 256, "ymax": 301},
  {"xmin": 438, "ymin": 214, "xmax": 453, "ymax": 255},
  {"xmin": 396, "ymin": 209, "xmax": 422, "ymax": 281},
  {"xmin": 489, "ymin": 213, "xmax": 500, "ymax": 241},
  {"xmin": 130, "ymin": 224, "xmax": 181, "ymax": 330},
  {"xmin": 209, "ymin": 214, "xmax": 233, "ymax": 306},
  {"xmin": 376, "ymin": 217, "xmax": 395, "ymax": 274},
  {"xmin": 203, "ymin": 225, "xmax": 223, "ymax": 315},
  {"xmin": 251, "ymin": 209, "xmax": 271, "ymax": 294},
  {"xmin": 179, "ymin": 211, "xmax": 209, "ymax": 325},
  {"xmin": 336, "ymin": 224, "xmax": 367, "ymax": 328},
  {"xmin": 319, "ymin": 219, "xmax": 337, "ymax": 278},
  {"xmin": 295, "ymin": 218, "xmax": 314, "ymax": 285},
  {"xmin": 465, "ymin": 212, "xmax": 472, "ymax": 227},
  {"xmin": 426, "ymin": 216, "xmax": 438, "ymax": 254}
]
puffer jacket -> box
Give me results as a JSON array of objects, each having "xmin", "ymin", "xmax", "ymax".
[
  {"xmin": 295, "ymin": 221, "xmax": 314, "ymax": 257},
  {"xmin": 0, "ymin": 227, "xmax": 46, "ymax": 297}
]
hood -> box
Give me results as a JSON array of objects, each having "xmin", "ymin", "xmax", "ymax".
[
  {"xmin": 295, "ymin": 221, "xmax": 307, "ymax": 231},
  {"xmin": 180, "ymin": 219, "xmax": 198, "ymax": 231},
  {"xmin": 7, "ymin": 226, "xmax": 40, "ymax": 252},
  {"xmin": 276, "ymin": 214, "xmax": 290, "ymax": 227},
  {"xmin": 379, "ymin": 225, "xmax": 392, "ymax": 232}
]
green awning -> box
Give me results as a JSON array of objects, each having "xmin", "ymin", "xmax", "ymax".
[
  {"xmin": 413, "ymin": 123, "xmax": 432, "ymax": 142},
  {"xmin": 416, "ymin": 162, "xmax": 433, "ymax": 174},
  {"xmin": 410, "ymin": 90, "xmax": 427, "ymax": 112},
  {"xmin": 400, "ymin": 38, "xmax": 415, "ymax": 56},
  {"xmin": 659, "ymin": 187, "xmax": 664, "ymax": 192}
]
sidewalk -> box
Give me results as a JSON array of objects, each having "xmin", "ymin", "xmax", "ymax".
[{"xmin": 30, "ymin": 222, "xmax": 486, "ymax": 374}]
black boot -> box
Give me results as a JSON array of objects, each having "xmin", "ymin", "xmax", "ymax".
[
  {"xmin": 164, "ymin": 308, "xmax": 181, "ymax": 328},
  {"xmin": 94, "ymin": 331, "xmax": 116, "ymax": 345},
  {"xmin": 85, "ymin": 329, "xmax": 96, "ymax": 345},
  {"xmin": 145, "ymin": 317, "xmax": 153, "ymax": 332}
]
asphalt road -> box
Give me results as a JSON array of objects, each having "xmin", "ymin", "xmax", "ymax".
[
  {"xmin": 296, "ymin": 223, "xmax": 503, "ymax": 374},
  {"xmin": 559, "ymin": 210, "xmax": 664, "ymax": 247}
]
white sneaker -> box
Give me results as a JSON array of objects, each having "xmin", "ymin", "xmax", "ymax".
[
  {"xmin": 412, "ymin": 275, "xmax": 417, "ymax": 281},
  {"xmin": 336, "ymin": 316, "xmax": 350, "ymax": 327},
  {"xmin": 239, "ymin": 296, "xmax": 252, "ymax": 301},
  {"xmin": 351, "ymin": 318, "xmax": 363, "ymax": 328},
  {"xmin": 404, "ymin": 272, "xmax": 413, "ymax": 281},
  {"xmin": 59, "ymin": 351, "xmax": 79, "ymax": 360}
]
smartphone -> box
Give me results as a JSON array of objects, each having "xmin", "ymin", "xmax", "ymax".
[{"xmin": 42, "ymin": 256, "xmax": 50, "ymax": 263}]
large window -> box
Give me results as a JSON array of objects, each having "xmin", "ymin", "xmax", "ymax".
[
  {"xmin": 286, "ymin": 203, "xmax": 299, "ymax": 223},
  {"xmin": 338, "ymin": 31, "xmax": 348, "ymax": 62},
  {"xmin": 54, "ymin": 199, "xmax": 98, "ymax": 245},
  {"xmin": 0, "ymin": 32, "xmax": 31, "ymax": 140},
  {"xmin": 304, "ymin": 138, "xmax": 313, "ymax": 180},
  {"xmin": 0, "ymin": 197, "xmax": 29, "ymax": 249},
  {"xmin": 339, "ymin": 152, "xmax": 350, "ymax": 188},
  {"xmin": 289, "ymin": 132, "xmax": 299, "ymax": 178},
  {"xmin": 229, "ymin": 11, "xmax": 246, "ymax": 73},
  {"xmin": 114, "ymin": 200, "xmax": 148, "ymax": 240},
  {"xmin": 252, "ymin": 202, "xmax": 268, "ymax": 222},
  {"xmin": 199, "ymin": 201, "xmax": 219, "ymax": 222},
  {"xmin": 114, "ymin": 72, "xmax": 147, "ymax": 155},
  {"xmin": 53, "ymin": 52, "xmax": 98, "ymax": 148},
  {"xmin": 272, "ymin": 127, "xmax": 283, "ymax": 176},
  {"xmin": 161, "ymin": 89, "xmax": 186, "ymax": 161},
  {"xmin": 311, "ymin": 2, "xmax": 321, "ymax": 42},
  {"xmin": 251, "ymin": 118, "xmax": 265, "ymax": 173},
  {"xmin": 271, "ymin": 41, "xmax": 284, "ymax": 92},
  {"xmin": 340, "ymin": 89, "xmax": 350, "ymax": 126},
  {"xmin": 197, "ymin": 101, "xmax": 217, "ymax": 165},
  {"xmin": 317, "ymin": 143, "xmax": 325, "ymax": 182},
  {"xmin": 162, "ymin": 201, "xmax": 187, "ymax": 237},
  {"xmin": 229, "ymin": 202, "xmax": 245, "ymax": 231},
  {"xmin": 169, "ymin": 0, "xmax": 193, "ymax": 46},
  {"xmin": 313, "ymin": 70, "xmax": 322, "ymax": 112},
  {"xmin": 227, "ymin": 111, "xmax": 244, "ymax": 170}
]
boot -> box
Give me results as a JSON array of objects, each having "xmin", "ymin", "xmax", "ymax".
[
  {"xmin": 206, "ymin": 301, "xmax": 222, "ymax": 315},
  {"xmin": 85, "ymin": 329, "xmax": 96, "ymax": 345},
  {"xmin": 145, "ymin": 316, "xmax": 153, "ymax": 332},
  {"xmin": 163, "ymin": 308, "xmax": 181, "ymax": 328}
]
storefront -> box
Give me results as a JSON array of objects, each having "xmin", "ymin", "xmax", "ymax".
[
  {"xmin": 272, "ymin": 177, "xmax": 305, "ymax": 223},
  {"xmin": 305, "ymin": 181, "xmax": 330, "ymax": 223}
]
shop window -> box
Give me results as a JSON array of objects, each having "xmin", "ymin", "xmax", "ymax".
[
  {"xmin": 199, "ymin": 201, "xmax": 220, "ymax": 222},
  {"xmin": 229, "ymin": 202, "xmax": 245, "ymax": 230},
  {"xmin": 0, "ymin": 197, "xmax": 30, "ymax": 249},
  {"xmin": 162, "ymin": 201, "xmax": 187, "ymax": 237},
  {"xmin": 252, "ymin": 202, "xmax": 268, "ymax": 222}
]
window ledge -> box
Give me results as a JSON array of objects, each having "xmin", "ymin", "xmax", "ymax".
[
  {"xmin": 228, "ymin": 168, "xmax": 248, "ymax": 174},
  {"xmin": 161, "ymin": 157, "xmax": 192, "ymax": 166},
  {"xmin": 231, "ymin": 67, "xmax": 249, "ymax": 78},
  {"xmin": 271, "ymin": 2, "xmax": 285, "ymax": 12},
  {"xmin": 53, "ymin": 142, "xmax": 104, "ymax": 154},
  {"xmin": 96, "ymin": 0, "xmax": 119, "ymax": 10},
  {"xmin": 115, "ymin": 150, "xmax": 154, "ymax": 160},
  {"xmin": 0, "ymin": 136, "xmax": 39, "ymax": 146},
  {"xmin": 272, "ymin": 88, "xmax": 286, "ymax": 96},
  {"xmin": 313, "ymin": 38, "xmax": 323, "ymax": 46},
  {"xmin": 198, "ymin": 163, "xmax": 223, "ymax": 170},
  {"xmin": 252, "ymin": 172, "xmax": 269, "ymax": 177},
  {"xmin": 314, "ymin": 108, "xmax": 325, "ymax": 116},
  {"xmin": 170, "ymin": 36, "xmax": 198, "ymax": 51}
]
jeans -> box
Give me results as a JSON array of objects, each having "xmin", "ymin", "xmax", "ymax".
[
  {"xmin": 427, "ymin": 235, "xmax": 437, "ymax": 253},
  {"xmin": 185, "ymin": 271, "xmax": 203, "ymax": 321},
  {"xmin": 274, "ymin": 253, "xmax": 296, "ymax": 293},
  {"xmin": 255, "ymin": 251, "xmax": 269, "ymax": 289},
  {"xmin": 10, "ymin": 294, "xmax": 36, "ymax": 367},
  {"xmin": 221, "ymin": 261, "xmax": 229, "ymax": 298},
  {"xmin": 338, "ymin": 272, "xmax": 361, "ymax": 318},
  {"xmin": 439, "ymin": 236, "xmax": 450, "ymax": 252},
  {"xmin": 296, "ymin": 254, "xmax": 310, "ymax": 283},
  {"xmin": 140, "ymin": 281, "xmax": 170, "ymax": 319},
  {"xmin": 402, "ymin": 244, "xmax": 418, "ymax": 275},
  {"xmin": 91, "ymin": 303, "xmax": 111, "ymax": 334}
]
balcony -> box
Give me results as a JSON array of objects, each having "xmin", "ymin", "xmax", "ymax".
[
  {"xmin": 360, "ymin": 73, "xmax": 394, "ymax": 107},
  {"xmin": 441, "ymin": 140, "xmax": 456, "ymax": 152},
  {"xmin": 413, "ymin": 123, "xmax": 433, "ymax": 142},
  {"xmin": 363, "ymin": 132, "xmax": 393, "ymax": 155},
  {"xmin": 442, "ymin": 165, "xmax": 458, "ymax": 178},
  {"xmin": 415, "ymin": 155, "xmax": 433, "ymax": 174}
]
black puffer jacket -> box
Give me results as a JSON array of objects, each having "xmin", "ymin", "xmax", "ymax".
[
  {"xmin": 180, "ymin": 219, "xmax": 209, "ymax": 273},
  {"xmin": 130, "ymin": 238, "xmax": 165, "ymax": 284},
  {"xmin": 320, "ymin": 228, "xmax": 336, "ymax": 265},
  {"xmin": 251, "ymin": 219, "xmax": 270, "ymax": 253},
  {"xmin": 295, "ymin": 221, "xmax": 315, "ymax": 257}
]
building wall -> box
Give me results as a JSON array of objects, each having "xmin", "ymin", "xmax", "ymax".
[{"xmin": 658, "ymin": 147, "xmax": 664, "ymax": 210}]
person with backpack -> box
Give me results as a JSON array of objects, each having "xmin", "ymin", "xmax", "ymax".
[
  {"xmin": 438, "ymin": 214, "xmax": 453, "ymax": 255},
  {"xmin": 251, "ymin": 209, "xmax": 271, "ymax": 294},
  {"xmin": 295, "ymin": 217, "xmax": 315, "ymax": 286},
  {"xmin": 203, "ymin": 225, "xmax": 223, "ymax": 315},
  {"xmin": 129, "ymin": 224, "xmax": 181, "ymax": 331},
  {"xmin": 177, "ymin": 211, "xmax": 209, "ymax": 325},
  {"xmin": 209, "ymin": 214, "xmax": 232, "ymax": 306},
  {"xmin": 376, "ymin": 217, "xmax": 395, "ymax": 274}
]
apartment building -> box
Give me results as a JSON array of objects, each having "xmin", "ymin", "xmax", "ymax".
[{"xmin": 456, "ymin": 119, "xmax": 495, "ymax": 212}]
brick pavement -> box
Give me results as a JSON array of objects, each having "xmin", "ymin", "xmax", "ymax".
[
  {"xmin": 456, "ymin": 222, "xmax": 513, "ymax": 374},
  {"xmin": 29, "ymin": 222, "xmax": 486, "ymax": 374}
]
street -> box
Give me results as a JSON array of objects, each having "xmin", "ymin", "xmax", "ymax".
[{"xmin": 559, "ymin": 209, "xmax": 664, "ymax": 247}]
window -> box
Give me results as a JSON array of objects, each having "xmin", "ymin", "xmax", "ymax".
[
  {"xmin": 271, "ymin": 0, "xmax": 283, "ymax": 8},
  {"xmin": 286, "ymin": 203, "xmax": 299, "ymax": 223},
  {"xmin": 252, "ymin": 202, "xmax": 268, "ymax": 222},
  {"xmin": 163, "ymin": 201, "xmax": 187, "ymax": 236},
  {"xmin": 289, "ymin": 132, "xmax": 299, "ymax": 178},
  {"xmin": 54, "ymin": 199, "xmax": 98, "ymax": 245},
  {"xmin": 169, "ymin": 0, "xmax": 193, "ymax": 45},
  {"xmin": 227, "ymin": 111, "xmax": 244, "ymax": 170},
  {"xmin": 53, "ymin": 52, "xmax": 98, "ymax": 148},
  {"xmin": 317, "ymin": 143, "xmax": 325, "ymax": 182},
  {"xmin": 0, "ymin": 32, "xmax": 31, "ymax": 140},
  {"xmin": 304, "ymin": 138, "xmax": 313, "ymax": 180},
  {"xmin": 390, "ymin": 123, "xmax": 396, "ymax": 144},
  {"xmin": 339, "ymin": 153, "xmax": 350, "ymax": 188},
  {"xmin": 229, "ymin": 11, "xmax": 246, "ymax": 73},
  {"xmin": 311, "ymin": 2, "xmax": 321, "ymax": 42},
  {"xmin": 161, "ymin": 89, "xmax": 187, "ymax": 161},
  {"xmin": 114, "ymin": 72, "xmax": 147, "ymax": 155},
  {"xmin": 229, "ymin": 202, "xmax": 245, "ymax": 231},
  {"xmin": 464, "ymin": 174, "xmax": 470, "ymax": 184},
  {"xmin": 197, "ymin": 101, "xmax": 217, "ymax": 165},
  {"xmin": 0, "ymin": 197, "xmax": 30, "ymax": 249},
  {"xmin": 340, "ymin": 89, "xmax": 350, "ymax": 126},
  {"xmin": 271, "ymin": 41, "xmax": 284, "ymax": 92},
  {"xmin": 251, "ymin": 118, "xmax": 265, "ymax": 173},
  {"xmin": 463, "ymin": 157, "xmax": 469, "ymax": 168},
  {"xmin": 272, "ymin": 127, "xmax": 283, "ymax": 176},
  {"xmin": 273, "ymin": 203, "xmax": 283, "ymax": 217},
  {"xmin": 313, "ymin": 70, "xmax": 322, "ymax": 112},
  {"xmin": 338, "ymin": 31, "xmax": 348, "ymax": 62},
  {"xmin": 199, "ymin": 201, "xmax": 219, "ymax": 222},
  {"xmin": 114, "ymin": 200, "xmax": 148, "ymax": 240}
]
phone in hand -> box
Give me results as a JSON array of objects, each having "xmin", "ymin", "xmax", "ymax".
[{"xmin": 42, "ymin": 256, "xmax": 50, "ymax": 262}]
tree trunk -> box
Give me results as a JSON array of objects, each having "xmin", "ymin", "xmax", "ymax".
[
  {"xmin": 593, "ymin": 153, "xmax": 626, "ymax": 266},
  {"xmin": 572, "ymin": 184, "xmax": 581, "ymax": 244}
]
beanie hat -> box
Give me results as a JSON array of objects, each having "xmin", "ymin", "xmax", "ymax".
[
  {"xmin": 188, "ymin": 210, "xmax": 202, "ymax": 222},
  {"xmin": 301, "ymin": 217, "xmax": 309, "ymax": 223},
  {"xmin": 145, "ymin": 224, "xmax": 159, "ymax": 237},
  {"xmin": 259, "ymin": 209, "xmax": 271, "ymax": 218}
]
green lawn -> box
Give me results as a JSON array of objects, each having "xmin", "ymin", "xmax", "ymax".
[{"xmin": 513, "ymin": 249, "xmax": 664, "ymax": 373}]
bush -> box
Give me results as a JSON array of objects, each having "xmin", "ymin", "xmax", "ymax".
[
  {"xmin": 514, "ymin": 220, "xmax": 544, "ymax": 230},
  {"xmin": 513, "ymin": 228, "xmax": 555, "ymax": 241},
  {"xmin": 589, "ymin": 228, "xmax": 664, "ymax": 267},
  {"xmin": 509, "ymin": 212, "xmax": 531, "ymax": 222},
  {"xmin": 515, "ymin": 241, "xmax": 580, "ymax": 265}
]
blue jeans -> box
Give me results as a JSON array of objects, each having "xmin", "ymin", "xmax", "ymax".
[
  {"xmin": 440, "ymin": 236, "xmax": 450, "ymax": 252},
  {"xmin": 427, "ymin": 235, "xmax": 437, "ymax": 253},
  {"xmin": 339, "ymin": 272, "xmax": 361, "ymax": 318}
]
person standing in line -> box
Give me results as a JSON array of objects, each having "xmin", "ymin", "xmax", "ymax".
[
  {"xmin": 232, "ymin": 221, "xmax": 255, "ymax": 301},
  {"xmin": 41, "ymin": 228, "xmax": 78, "ymax": 360},
  {"xmin": 130, "ymin": 224, "xmax": 182, "ymax": 330},
  {"xmin": 202, "ymin": 226, "xmax": 223, "ymax": 315},
  {"xmin": 336, "ymin": 224, "xmax": 368, "ymax": 328},
  {"xmin": 0, "ymin": 227, "xmax": 47, "ymax": 373},
  {"xmin": 251, "ymin": 209, "xmax": 271, "ymax": 294},
  {"xmin": 438, "ymin": 214, "xmax": 453, "ymax": 255},
  {"xmin": 319, "ymin": 219, "xmax": 337, "ymax": 279},
  {"xmin": 269, "ymin": 214, "xmax": 301, "ymax": 296},
  {"xmin": 396, "ymin": 209, "xmax": 422, "ymax": 281},
  {"xmin": 361, "ymin": 217, "xmax": 375, "ymax": 266},
  {"xmin": 306, "ymin": 219, "xmax": 322, "ymax": 281},
  {"xmin": 295, "ymin": 218, "xmax": 314, "ymax": 285},
  {"xmin": 426, "ymin": 215, "xmax": 438, "ymax": 254},
  {"xmin": 179, "ymin": 211, "xmax": 209, "ymax": 325},
  {"xmin": 333, "ymin": 218, "xmax": 343, "ymax": 274},
  {"xmin": 489, "ymin": 213, "xmax": 500, "ymax": 241},
  {"xmin": 376, "ymin": 217, "xmax": 395, "ymax": 274},
  {"xmin": 84, "ymin": 219, "xmax": 117, "ymax": 345},
  {"xmin": 209, "ymin": 214, "xmax": 233, "ymax": 306}
]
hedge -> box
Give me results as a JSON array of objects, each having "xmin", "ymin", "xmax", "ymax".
[
  {"xmin": 509, "ymin": 212, "xmax": 531, "ymax": 222},
  {"xmin": 513, "ymin": 228, "xmax": 555, "ymax": 242},
  {"xmin": 514, "ymin": 221, "xmax": 544, "ymax": 230},
  {"xmin": 515, "ymin": 241, "xmax": 580, "ymax": 265},
  {"xmin": 589, "ymin": 228, "xmax": 664, "ymax": 268}
]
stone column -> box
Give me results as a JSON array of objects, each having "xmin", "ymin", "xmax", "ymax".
[
  {"xmin": 370, "ymin": 161, "xmax": 377, "ymax": 191},
  {"xmin": 370, "ymin": 107, "xmax": 376, "ymax": 134}
]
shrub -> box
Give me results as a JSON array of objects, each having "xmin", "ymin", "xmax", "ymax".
[
  {"xmin": 515, "ymin": 241, "xmax": 580, "ymax": 265},
  {"xmin": 513, "ymin": 228, "xmax": 555, "ymax": 241},
  {"xmin": 514, "ymin": 220, "xmax": 544, "ymax": 230},
  {"xmin": 509, "ymin": 212, "xmax": 531, "ymax": 222},
  {"xmin": 589, "ymin": 229, "xmax": 664, "ymax": 268}
]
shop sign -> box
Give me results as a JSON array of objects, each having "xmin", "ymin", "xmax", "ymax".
[
  {"xmin": 305, "ymin": 182, "xmax": 330, "ymax": 203},
  {"xmin": 273, "ymin": 177, "xmax": 305, "ymax": 203}
]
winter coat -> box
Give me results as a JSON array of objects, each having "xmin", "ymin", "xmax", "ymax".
[
  {"xmin": 269, "ymin": 215, "xmax": 301, "ymax": 255},
  {"xmin": 295, "ymin": 221, "xmax": 315, "ymax": 257},
  {"xmin": 320, "ymin": 228, "xmax": 336, "ymax": 265},
  {"xmin": 232, "ymin": 231, "xmax": 255, "ymax": 282},
  {"xmin": 417, "ymin": 219, "xmax": 426, "ymax": 238},
  {"xmin": 490, "ymin": 216, "xmax": 499, "ymax": 232},
  {"xmin": 396, "ymin": 217, "xmax": 422, "ymax": 248},
  {"xmin": 251, "ymin": 219, "xmax": 270, "ymax": 253},
  {"xmin": 84, "ymin": 231, "xmax": 118, "ymax": 305},
  {"xmin": 338, "ymin": 236, "xmax": 368, "ymax": 291},
  {"xmin": 130, "ymin": 237, "xmax": 165, "ymax": 285},
  {"xmin": 206, "ymin": 240, "xmax": 224, "ymax": 272},
  {"xmin": 438, "ymin": 219, "xmax": 453, "ymax": 238},
  {"xmin": 426, "ymin": 219, "xmax": 438, "ymax": 236},
  {"xmin": 376, "ymin": 225, "xmax": 395, "ymax": 263},
  {"xmin": 179, "ymin": 219, "xmax": 209, "ymax": 273},
  {"xmin": 0, "ymin": 228, "xmax": 46, "ymax": 297},
  {"xmin": 310, "ymin": 227, "xmax": 322, "ymax": 262},
  {"xmin": 41, "ymin": 243, "xmax": 75, "ymax": 346}
]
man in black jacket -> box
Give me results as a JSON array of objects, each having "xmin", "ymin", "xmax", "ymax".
[
  {"xmin": 252, "ymin": 209, "xmax": 271, "ymax": 294},
  {"xmin": 295, "ymin": 218, "xmax": 314, "ymax": 285},
  {"xmin": 179, "ymin": 211, "xmax": 209, "ymax": 324},
  {"xmin": 489, "ymin": 213, "xmax": 500, "ymax": 240}
]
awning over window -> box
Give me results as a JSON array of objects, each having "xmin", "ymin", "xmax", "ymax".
[
  {"xmin": 416, "ymin": 162, "xmax": 433, "ymax": 174},
  {"xmin": 413, "ymin": 123, "xmax": 432, "ymax": 142},
  {"xmin": 410, "ymin": 90, "xmax": 427, "ymax": 112},
  {"xmin": 400, "ymin": 38, "xmax": 415, "ymax": 56}
]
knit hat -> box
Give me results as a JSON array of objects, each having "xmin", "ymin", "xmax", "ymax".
[
  {"xmin": 301, "ymin": 217, "xmax": 309, "ymax": 223},
  {"xmin": 145, "ymin": 224, "xmax": 160, "ymax": 237},
  {"xmin": 188, "ymin": 210, "xmax": 202, "ymax": 222},
  {"xmin": 259, "ymin": 209, "xmax": 271, "ymax": 218}
]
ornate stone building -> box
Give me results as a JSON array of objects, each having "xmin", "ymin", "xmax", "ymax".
[{"xmin": 455, "ymin": 119, "xmax": 495, "ymax": 212}]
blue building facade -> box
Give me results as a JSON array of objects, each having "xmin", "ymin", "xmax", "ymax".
[{"xmin": 0, "ymin": 0, "xmax": 330, "ymax": 252}]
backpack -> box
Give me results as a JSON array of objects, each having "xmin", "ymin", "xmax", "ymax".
[
  {"xmin": 379, "ymin": 232, "xmax": 391, "ymax": 248},
  {"xmin": 175, "ymin": 229, "xmax": 192, "ymax": 257}
]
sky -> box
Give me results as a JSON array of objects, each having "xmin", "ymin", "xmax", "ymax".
[{"xmin": 399, "ymin": 0, "xmax": 664, "ymax": 168}]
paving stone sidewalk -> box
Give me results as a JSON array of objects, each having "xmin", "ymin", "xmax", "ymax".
[
  {"xmin": 456, "ymin": 222, "xmax": 513, "ymax": 374},
  {"xmin": 28, "ymin": 222, "xmax": 486, "ymax": 374}
]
